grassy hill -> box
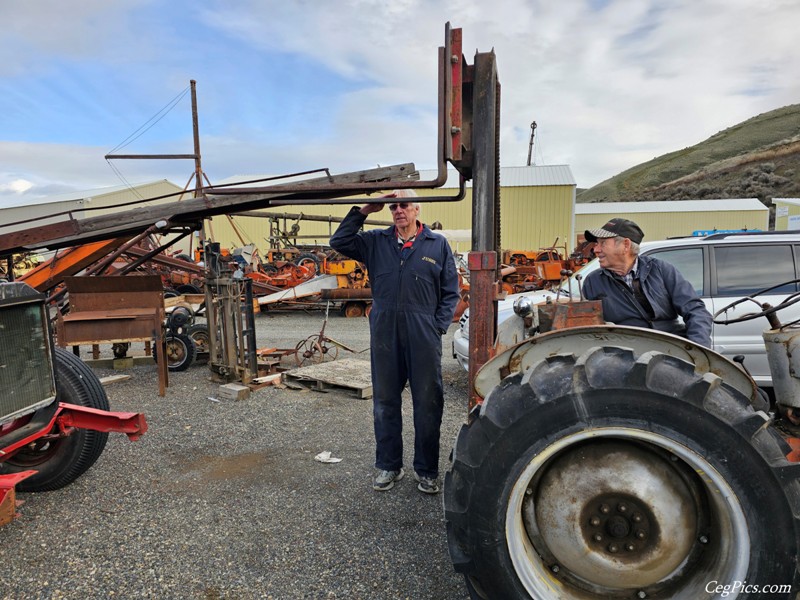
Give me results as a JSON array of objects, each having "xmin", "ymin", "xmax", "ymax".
[{"xmin": 577, "ymin": 104, "xmax": 800, "ymax": 206}]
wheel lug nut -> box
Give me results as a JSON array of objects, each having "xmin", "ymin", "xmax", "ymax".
[
  {"xmin": 699, "ymin": 535, "xmax": 709, "ymax": 544},
  {"xmin": 525, "ymin": 487, "xmax": 533, "ymax": 496},
  {"xmin": 599, "ymin": 503, "xmax": 610, "ymax": 514},
  {"xmin": 632, "ymin": 513, "xmax": 642, "ymax": 523},
  {"xmin": 636, "ymin": 530, "xmax": 646, "ymax": 540},
  {"xmin": 589, "ymin": 516, "xmax": 601, "ymax": 526},
  {"xmin": 637, "ymin": 591, "xmax": 647, "ymax": 599},
  {"xmin": 551, "ymin": 565, "xmax": 560, "ymax": 573},
  {"xmin": 617, "ymin": 503, "xmax": 628, "ymax": 513},
  {"xmin": 607, "ymin": 543, "xmax": 619, "ymax": 553},
  {"xmin": 593, "ymin": 534, "xmax": 603, "ymax": 542},
  {"xmin": 625, "ymin": 543, "xmax": 635, "ymax": 552}
]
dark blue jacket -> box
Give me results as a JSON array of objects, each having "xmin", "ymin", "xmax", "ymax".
[
  {"xmin": 330, "ymin": 207, "xmax": 460, "ymax": 333},
  {"xmin": 582, "ymin": 253, "xmax": 713, "ymax": 347}
]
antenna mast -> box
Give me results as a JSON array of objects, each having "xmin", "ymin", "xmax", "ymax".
[{"xmin": 526, "ymin": 121, "xmax": 537, "ymax": 166}]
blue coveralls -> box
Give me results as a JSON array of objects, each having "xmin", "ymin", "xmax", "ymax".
[{"xmin": 330, "ymin": 207, "xmax": 460, "ymax": 478}]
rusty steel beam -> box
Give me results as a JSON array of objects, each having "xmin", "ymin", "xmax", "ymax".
[
  {"xmin": 467, "ymin": 47, "xmax": 501, "ymax": 411},
  {"xmin": 321, "ymin": 288, "xmax": 373, "ymax": 300},
  {"xmin": 0, "ymin": 164, "xmax": 420, "ymax": 256}
]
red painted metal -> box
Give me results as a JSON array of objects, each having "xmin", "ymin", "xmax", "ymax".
[
  {"xmin": 0, "ymin": 403, "xmax": 147, "ymax": 460},
  {"xmin": 56, "ymin": 403, "xmax": 148, "ymax": 441}
]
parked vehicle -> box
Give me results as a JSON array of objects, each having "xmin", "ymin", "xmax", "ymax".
[{"xmin": 453, "ymin": 231, "xmax": 800, "ymax": 387}]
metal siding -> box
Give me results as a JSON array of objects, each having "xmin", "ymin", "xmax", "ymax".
[
  {"xmin": 576, "ymin": 198, "xmax": 764, "ymax": 214},
  {"xmin": 502, "ymin": 186, "xmax": 574, "ymax": 252},
  {"xmin": 205, "ymin": 184, "xmax": 575, "ymax": 255},
  {"xmin": 87, "ymin": 181, "xmax": 186, "ymax": 217},
  {"xmin": 577, "ymin": 209, "xmax": 769, "ymax": 242},
  {"xmin": 774, "ymin": 199, "xmax": 800, "ymax": 231},
  {"xmin": 414, "ymin": 188, "xmax": 473, "ymax": 232}
]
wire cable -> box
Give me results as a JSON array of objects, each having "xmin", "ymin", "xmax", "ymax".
[
  {"xmin": 105, "ymin": 84, "xmax": 191, "ymax": 193},
  {"xmin": 107, "ymin": 85, "xmax": 191, "ymax": 155}
]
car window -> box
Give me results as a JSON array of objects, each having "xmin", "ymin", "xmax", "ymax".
[
  {"xmin": 646, "ymin": 248, "xmax": 704, "ymax": 296},
  {"xmin": 713, "ymin": 244, "xmax": 797, "ymax": 296},
  {"xmin": 560, "ymin": 259, "xmax": 599, "ymax": 296}
]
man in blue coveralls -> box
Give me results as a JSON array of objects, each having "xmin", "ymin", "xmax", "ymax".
[{"xmin": 330, "ymin": 191, "xmax": 460, "ymax": 494}]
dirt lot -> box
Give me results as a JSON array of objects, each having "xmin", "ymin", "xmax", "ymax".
[{"xmin": 1, "ymin": 309, "xmax": 472, "ymax": 599}]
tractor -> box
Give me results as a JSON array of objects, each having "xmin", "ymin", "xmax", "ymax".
[
  {"xmin": 0, "ymin": 282, "xmax": 147, "ymax": 524},
  {"xmin": 434, "ymin": 25, "xmax": 800, "ymax": 600}
]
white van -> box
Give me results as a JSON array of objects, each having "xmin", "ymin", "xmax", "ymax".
[{"xmin": 452, "ymin": 231, "xmax": 800, "ymax": 387}]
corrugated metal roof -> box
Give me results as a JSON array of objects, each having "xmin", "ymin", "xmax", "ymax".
[
  {"xmin": 417, "ymin": 164, "xmax": 576, "ymax": 188},
  {"xmin": 774, "ymin": 198, "xmax": 800, "ymax": 207},
  {"xmin": 575, "ymin": 199, "xmax": 767, "ymax": 214},
  {"xmin": 1, "ymin": 179, "xmax": 178, "ymax": 209}
]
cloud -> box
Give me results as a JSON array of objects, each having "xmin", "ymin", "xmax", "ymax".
[
  {"xmin": 1, "ymin": 0, "xmax": 799, "ymax": 207},
  {"xmin": 0, "ymin": 179, "xmax": 33, "ymax": 195}
]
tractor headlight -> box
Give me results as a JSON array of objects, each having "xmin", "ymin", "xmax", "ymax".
[{"xmin": 513, "ymin": 296, "xmax": 534, "ymax": 318}]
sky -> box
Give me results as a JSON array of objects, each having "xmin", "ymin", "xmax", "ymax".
[{"xmin": 1, "ymin": 0, "xmax": 799, "ymax": 206}]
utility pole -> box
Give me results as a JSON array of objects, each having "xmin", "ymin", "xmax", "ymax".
[
  {"xmin": 190, "ymin": 80, "xmax": 205, "ymax": 199},
  {"xmin": 526, "ymin": 121, "xmax": 537, "ymax": 166}
]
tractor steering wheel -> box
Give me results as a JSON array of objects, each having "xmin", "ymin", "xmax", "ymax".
[{"xmin": 713, "ymin": 278, "xmax": 800, "ymax": 325}]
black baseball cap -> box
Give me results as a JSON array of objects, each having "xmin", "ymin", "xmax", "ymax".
[{"xmin": 585, "ymin": 218, "xmax": 644, "ymax": 244}]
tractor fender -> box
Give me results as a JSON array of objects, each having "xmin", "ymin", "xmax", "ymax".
[{"xmin": 475, "ymin": 324, "xmax": 760, "ymax": 404}]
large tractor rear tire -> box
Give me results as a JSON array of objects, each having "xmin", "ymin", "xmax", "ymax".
[
  {"xmin": 1, "ymin": 348, "xmax": 110, "ymax": 492},
  {"xmin": 444, "ymin": 346, "xmax": 800, "ymax": 599}
]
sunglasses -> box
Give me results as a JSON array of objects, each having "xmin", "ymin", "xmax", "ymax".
[{"xmin": 388, "ymin": 202, "xmax": 411, "ymax": 211}]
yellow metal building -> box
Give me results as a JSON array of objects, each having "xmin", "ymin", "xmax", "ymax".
[
  {"xmin": 773, "ymin": 198, "xmax": 800, "ymax": 230},
  {"xmin": 575, "ymin": 199, "xmax": 768, "ymax": 242},
  {"xmin": 206, "ymin": 165, "xmax": 577, "ymax": 257}
]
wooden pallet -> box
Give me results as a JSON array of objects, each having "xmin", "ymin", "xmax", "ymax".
[{"xmin": 282, "ymin": 357, "xmax": 372, "ymax": 398}]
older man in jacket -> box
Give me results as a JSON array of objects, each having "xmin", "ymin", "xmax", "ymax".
[{"xmin": 582, "ymin": 218, "xmax": 712, "ymax": 347}]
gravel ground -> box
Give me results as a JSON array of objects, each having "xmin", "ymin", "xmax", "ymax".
[{"xmin": 1, "ymin": 309, "xmax": 472, "ymax": 600}]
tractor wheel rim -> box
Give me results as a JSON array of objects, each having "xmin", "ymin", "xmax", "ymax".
[{"xmin": 506, "ymin": 427, "xmax": 749, "ymax": 599}]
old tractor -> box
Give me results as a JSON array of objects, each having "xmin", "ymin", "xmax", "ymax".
[
  {"xmin": 434, "ymin": 26, "xmax": 800, "ymax": 600},
  {"xmin": 0, "ymin": 282, "xmax": 147, "ymax": 525}
]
